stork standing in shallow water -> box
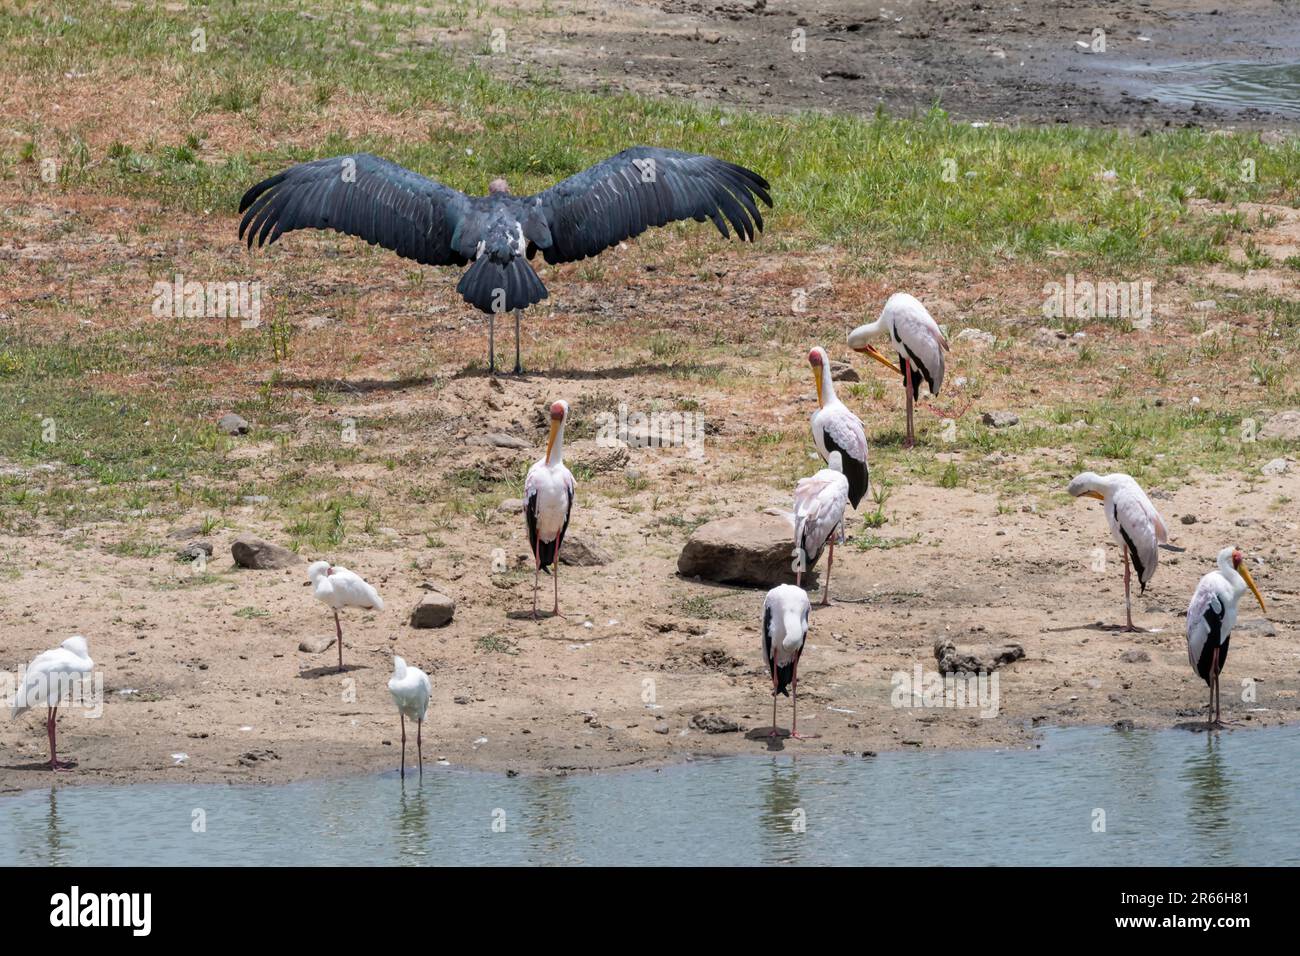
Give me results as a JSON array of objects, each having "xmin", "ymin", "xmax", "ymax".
[
  {"xmin": 808, "ymin": 346, "xmax": 869, "ymax": 509},
  {"xmin": 763, "ymin": 584, "xmax": 812, "ymax": 739},
  {"xmin": 237, "ymin": 148, "xmax": 771, "ymax": 374},
  {"xmin": 307, "ymin": 561, "xmax": 384, "ymax": 671},
  {"xmin": 525, "ymin": 400, "xmax": 575, "ymax": 619},
  {"xmin": 387, "ymin": 655, "xmax": 432, "ymax": 778},
  {"xmin": 11, "ymin": 636, "xmax": 94, "ymax": 771},
  {"xmin": 1187, "ymin": 547, "xmax": 1267, "ymax": 728},
  {"xmin": 848, "ymin": 293, "xmax": 949, "ymax": 449},
  {"xmin": 793, "ymin": 451, "xmax": 850, "ymax": 605},
  {"xmin": 1068, "ymin": 471, "xmax": 1169, "ymax": 631}
]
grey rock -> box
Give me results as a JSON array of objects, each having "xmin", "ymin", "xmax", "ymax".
[
  {"xmin": 177, "ymin": 541, "xmax": 213, "ymax": 563},
  {"xmin": 298, "ymin": 636, "xmax": 336, "ymax": 654},
  {"xmin": 559, "ymin": 535, "xmax": 612, "ymax": 567},
  {"xmin": 1262, "ymin": 457, "xmax": 1290, "ymax": 476},
  {"xmin": 411, "ymin": 591, "xmax": 455, "ymax": 628},
  {"xmin": 1235, "ymin": 618, "xmax": 1276, "ymax": 636},
  {"xmin": 955, "ymin": 328, "xmax": 995, "ymax": 347},
  {"xmin": 653, "ymin": 723, "xmax": 670, "ymax": 735},
  {"xmin": 933, "ymin": 637, "xmax": 1025, "ymax": 674},
  {"xmin": 167, "ymin": 525, "xmax": 206, "ymax": 541},
  {"xmin": 689, "ymin": 714, "xmax": 740, "ymax": 734},
  {"xmin": 242, "ymin": 495, "xmax": 270, "ymax": 506},
  {"xmin": 829, "ymin": 360, "xmax": 860, "ymax": 382},
  {"xmin": 231, "ymin": 535, "xmax": 301, "ymax": 570},
  {"xmin": 217, "ymin": 413, "xmax": 250, "ymax": 435},
  {"xmin": 498, "ymin": 498, "xmax": 525, "ymax": 513},
  {"xmin": 1260, "ymin": 410, "xmax": 1300, "ymax": 441},
  {"xmin": 1120, "ymin": 649, "xmax": 1151, "ymax": 663},
  {"xmin": 1180, "ymin": 514, "xmax": 1197, "ymax": 525},
  {"xmin": 981, "ymin": 410, "xmax": 1019, "ymax": 428},
  {"xmin": 676, "ymin": 513, "xmax": 800, "ymax": 588}
]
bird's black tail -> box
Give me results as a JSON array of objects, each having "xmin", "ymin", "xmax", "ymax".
[
  {"xmin": 535, "ymin": 536, "xmax": 559, "ymax": 572},
  {"xmin": 457, "ymin": 255, "xmax": 548, "ymax": 314},
  {"xmin": 773, "ymin": 660, "xmax": 795, "ymax": 697}
]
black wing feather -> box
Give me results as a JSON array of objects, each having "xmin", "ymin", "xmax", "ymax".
[
  {"xmin": 237, "ymin": 153, "xmax": 473, "ymax": 267},
  {"xmin": 531, "ymin": 147, "xmax": 771, "ymax": 265}
]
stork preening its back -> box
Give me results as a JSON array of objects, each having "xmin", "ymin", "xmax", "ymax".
[{"xmin": 238, "ymin": 148, "xmax": 772, "ymax": 373}]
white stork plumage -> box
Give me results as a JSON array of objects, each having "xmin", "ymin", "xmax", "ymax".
[
  {"xmin": 387, "ymin": 655, "xmax": 432, "ymax": 778},
  {"xmin": 848, "ymin": 292, "xmax": 949, "ymax": 448},
  {"xmin": 763, "ymin": 584, "xmax": 812, "ymax": 739},
  {"xmin": 808, "ymin": 346, "xmax": 869, "ymax": 509},
  {"xmin": 525, "ymin": 400, "xmax": 575, "ymax": 619},
  {"xmin": 1186, "ymin": 547, "xmax": 1267, "ymax": 728},
  {"xmin": 1068, "ymin": 471, "xmax": 1169, "ymax": 631},
  {"xmin": 307, "ymin": 561, "xmax": 384, "ymax": 671},
  {"xmin": 793, "ymin": 451, "xmax": 850, "ymax": 605},
  {"xmin": 11, "ymin": 635, "xmax": 94, "ymax": 771}
]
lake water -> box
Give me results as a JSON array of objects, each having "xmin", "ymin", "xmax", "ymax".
[
  {"xmin": 1130, "ymin": 61, "xmax": 1300, "ymax": 118},
  {"xmin": 5, "ymin": 726, "xmax": 1298, "ymax": 866}
]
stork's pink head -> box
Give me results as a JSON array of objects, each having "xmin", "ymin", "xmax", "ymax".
[
  {"xmin": 808, "ymin": 347, "xmax": 825, "ymax": 368},
  {"xmin": 1232, "ymin": 548, "xmax": 1244, "ymax": 569},
  {"xmin": 550, "ymin": 401, "xmax": 567, "ymax": 421},
  {"xmin": 488, "ymin": 177, "xmax": 510, "ymax": 195}
]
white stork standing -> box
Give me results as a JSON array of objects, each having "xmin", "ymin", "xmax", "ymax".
[
  {"xmin": 1068, "ymin": 471, "xmax": 1169, "ymax": 631},
  {"xmin": 1187, "ymin": 547, "xmax": 1267, "ymax": 728},
  {"xmin": 387, "ymin": 655, "xmax": 432, "ymax": 778},
  {"xmin": 307, "ymin": 561, "xmax": 384, "ymax": 672},
  {"xmin": 808, "ymin": 346, "xmax": 869, "ymax": 509},
  {"xmin": 793, "ymin": 451, "xmax": 850, "ymax": 605},
  {"xmin": 762, "ymin": 584, "xmax": 812, "ymax": 739},
  {"xmin": 525, "ymin": 400, "xmax": 575, "ymax": 619},
  {"xmin": 11, "ymin": 636, "xmax": 94, "ymax": 771},
  {"xmin": 848, "ymin": 292, "xmax": 949, "ymax": 449}
]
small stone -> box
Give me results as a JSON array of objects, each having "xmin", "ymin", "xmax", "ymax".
[
  {"xmin": 298, "ymin": 636, "xmax": 336, "ymax": 654},
  {"xmin": 1120, "ymin": 649, "xmax": 1151, "ymax": 664},
  {"xmin": 177, "ymin": 541, "xmax": 213, "ymax": 563},
  {"xmin": 1180, "ymin": 514, "xmax": 1197, "ymax": 525},
  {"xmin": 498, "ymin": 498, "xmax": 525, "ymax": 513},
  {"xmin": 560, "ymin": 535, "xmax": 613, "ymax": 567},
  {"xmin": 1262, "ymin": 458, "xmax": 1290, "ymax": 476},
  {"xmin": 217, "ymin": 413, "xmax": 250, "ymax": 435},
  {"xmin": 829, "ymin": 361, "xmax": 860, "ymax": 382},
  {"xmin": 981, "ymin": 410, "xmax": 1019, "ymax": 428},
  {"xmin": 1235, "ymin": 618, "xmax": 1276, "ymax": 636},
  {"xmin": 689, "ymin": 714, "xmax": 740, "ymax": 734},
  {"xmin": 653, "ymin": 723, "xmax": 670, "ymax": 735},
  {"xmin": 1113, "ymin": 719, "xmax": 1135, "ymax": 731},
  {"xmin": 241, "ymin": 495, "xmax": 270, "ymax": 506},
  {"xmin": 1259, "ymin": 411, "xmax": 1300, "ymax": 441},
  {"xmin": 231, "ymin": 535, "xmax": 301, "ymax": 570},
  {"xmin": 1234, "ymin": 517, "xmax": 1253, "ymax": 527},
  {"xmin": 1191, "ymin": 299, "xmax": 1217, "ymax": 312},
  {"xmin": 955, "ymin": 328, "xmax": 995, "ymax": 347},
  {"xmin": 411, "ymin": 591, "xmax": 455, "ymax": 628}
]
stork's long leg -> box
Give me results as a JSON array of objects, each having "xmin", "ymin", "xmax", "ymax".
[
  {"xmin": 513, "ymin": 310, "xmax": 523, "ymax": 375},
  {"xmin": 903, "ymin": 360, "xmax": 915, "ymax": 449},
  {"xmin": 553, "ymin": 532, "xmax": 563, "ymax": 617},
  {"xmin": 488, "ymin": 310, "xmax": 496, "ymax": 375},
  {"xmin": 47, "ymin": 706, "xmax": 63, "ymax": 771},
  {"xmin": 1208, "ymin": 647, "xmax": 1220, "ymax": 729},
  {"xmin": 417, "ymin": 718, "xmax": 423, "ymax": 777},
  {"xmin": 334, "ymin": 609, "xmax": 344, "ymax": 672},
  {"xmin": 399, "ymin": 713, "xmax": 406, "ymax": 779},
  {"xmin": 769, "ymin": 666, "xmax": 780, "ymax": 738},
  {"xmin": 1122, "ymin": 549, "xmax": 1137, "ymax": 632},
  {"xmin": 790, "ymin": 658, "xmax": 812, "ymax": 739},
  {"xmin": 532, "ymin": 545, "xmax": 541, "ymax": 620},
  {"xmin": 820, "ymin": 542, "xmax": 834, "ymax": 606}
]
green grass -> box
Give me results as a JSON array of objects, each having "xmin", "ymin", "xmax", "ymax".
[{"xmin": 4, "ymin": 1, "xmax": 1298, "ymax": 266}]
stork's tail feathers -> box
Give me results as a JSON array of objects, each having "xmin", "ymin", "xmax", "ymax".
[
  {"xmin": 773, "ymin": 660, "xmax": 795, "ymax": 697},
  {"xmin": 457, "ymin": 255, "xmax": 548, "ymax": 314},
  {"xmin": 534, "ymin": 536, "xmax": 559, "ymax": 572}
]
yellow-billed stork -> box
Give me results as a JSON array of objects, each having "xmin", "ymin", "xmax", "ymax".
[
  {"xmin": 307, "ymin": 561, "xmax": 384, "ymax": 672},
  {"xmin": 794, "ymin": 451, "xmax": 850, "ymax": 605},
  {"xmin": 1068, "ymin": 471, "xmax": 1169, "ymax": 631},
  {"xmin": 525, "ymin": 400, "xmax": 575, "ymax": 618},
  {"xmin": 808, "ymin": 346, "xmax": 869, "ymax": 508},
  {"xmin": 1187, "ymin": 547, "xmax": 1267, "ymax": 728},
  {"xmin": 763, "ymin": 584, "xmax": 812, "ymax": 739},
  {"xmin": 848, "ymin": 292, "xmax": 949, "ymax": 448},
  {"xmin": 387, "ymin": 655, "xmax": 432, "ymax": 778}
]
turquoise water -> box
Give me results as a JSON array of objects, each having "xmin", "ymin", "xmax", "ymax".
[{"xmin": 5, "ymin": 726, "xmax": 1299, "ymax": 866}]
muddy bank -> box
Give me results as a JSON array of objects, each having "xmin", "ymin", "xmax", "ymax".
[{"xmin": 439, "ymin": 0, "xmax": 1300, "ymax": 128}]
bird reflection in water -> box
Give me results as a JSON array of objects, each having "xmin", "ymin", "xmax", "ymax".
[
  {"xmin": 758, "ymin": 759, "xmax": 805, "ymax": 865},
  {"xmin": 395, "ymin": 776, "xmax": 431, "ymax": 864},
  {"xmin": 1182, "ymin": 732, "xmax": 1236, "ymax": 862}
]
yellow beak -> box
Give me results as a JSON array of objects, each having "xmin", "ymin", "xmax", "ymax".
[
  {"xmin": 812, "ymin": 368, "xmax": 824, "ymax": 407},
  {"xmin": 857, "ymin": 343, "xmax": 898, "ymax": 373},
  {"xmin": 1083, "ymin": 490, "xmax": 1105, "ymax": 500},
  {"xmin": 545, "ymin": 419, "xmax": 558, "ymax": 459},
  {"xmin": 1238, "ymin": 562, "xmax": 1267, "ymax": 614}
]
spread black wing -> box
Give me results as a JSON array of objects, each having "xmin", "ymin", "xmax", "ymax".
[
  {"xmin": 529, "ymin": 147, "xmax": 772, "ymax": 265},
  {"xmin": 238, "ymin": 154, "xmax": 474, "ymax": 266}
]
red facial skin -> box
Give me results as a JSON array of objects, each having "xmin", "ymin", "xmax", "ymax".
[
  {"xmin": 808, "ymin": 349, "xmax": 823, "ymax": 367},
  {"xmin": 1232, "ymin": 549, "xmax": 1244, "ymax": 569},
  {"xmin": 550, "ymin": 402, "xmax": 565, "ymax": 420}
]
